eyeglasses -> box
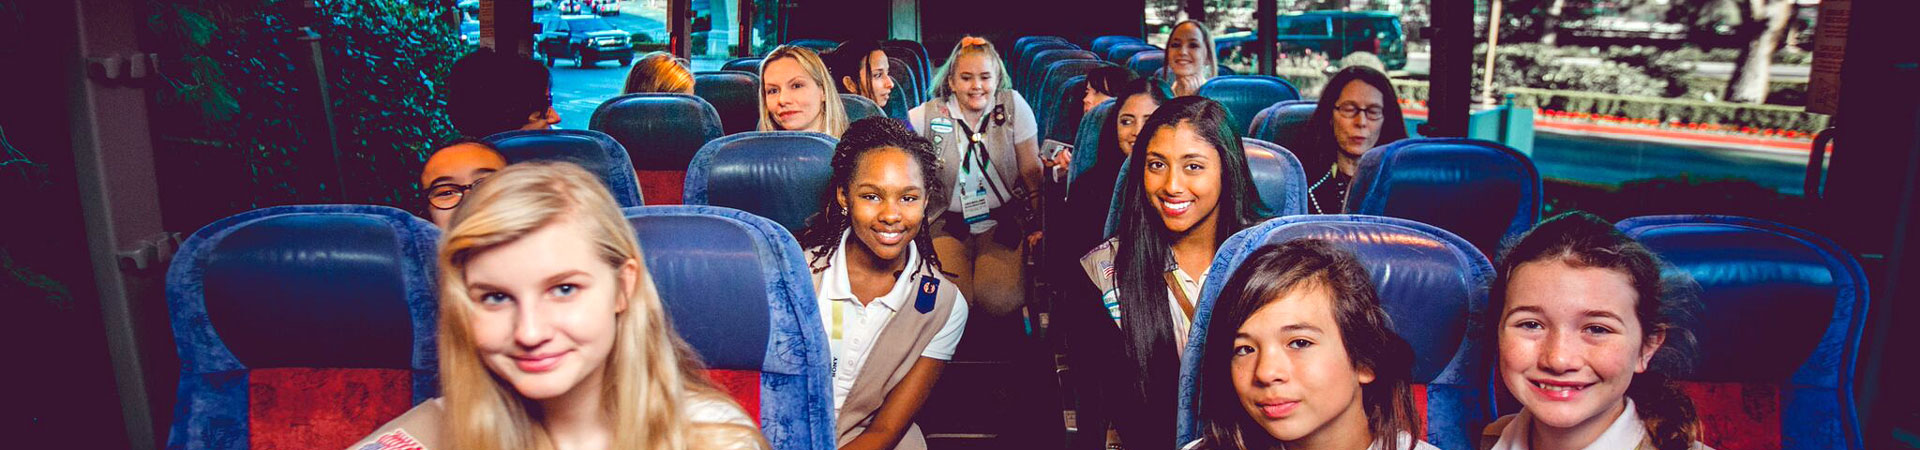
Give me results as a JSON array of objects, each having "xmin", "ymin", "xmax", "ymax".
[
  {"xmin": 425, "ymin": 177, "xmax": 489, "ymax": 210},
  {"xmin": 1334, "ymin": 103, "xmax": 1385, "ymax": 121}
]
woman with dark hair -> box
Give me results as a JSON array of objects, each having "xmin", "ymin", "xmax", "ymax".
[
  {"xmin": 827, "ymin": 40, "xmax": 897, "ymax": 109},
  {"xmin": 1187, "ymin": 239, "xmax": 1436, "ymax": 450},
  {"xmin": 1482, "ymin": 212, "xmax": 1709, "ymax": 450},
  {"xmin": 1047, "ymin": 67, "xmax": 1142, "ymax": 171},
  {"xmin": 1065, "ymin": 96, "xmax": 1265, "ymax": 450},
  {"xmin": 1046, "ymin": 77, "xmax": 1172, "ymax": 288},
  {"xmin": 1293, "ymin": 66, "xmax": 1409, "ymax": 214},
  {"xmin": 797, "ymin": 117, "xmax": 967, "ymax": 450}
]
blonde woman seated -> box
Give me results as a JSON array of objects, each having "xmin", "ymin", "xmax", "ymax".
[
  {"xmin": 349, "ymin": 162, "xmax": 766, "ymax": 450},
  {"xmin": 623, "ymin": 51, "xmax": 696, "ymax": 95},
  {"xmin": 761, "ymin": 45, "xmax": 850, "ymax": 137}
]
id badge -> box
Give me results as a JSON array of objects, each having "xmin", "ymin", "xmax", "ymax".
[{"xmin": 961, "ymin": 159, "xmax": 995, "ymax": 235}]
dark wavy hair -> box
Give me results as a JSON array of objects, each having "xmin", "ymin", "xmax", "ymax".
[
  {"xmin": 826, "ymin": 40, "xmax": 887, "ymax": 99},
  {"xmin": 798, "ymin": 117, "xmax": 946, "ymax": 275},
  {"xmin": 1490, "ymin": 211, "xmax": 1701, "ymax": 450},
  {"xmin": 1195, "ymin": 239, "xmax": 1422, "ymax": 450},
  {"xmin": 1296, "ymin": 65, "xmax": 1409, "ymax": 174},
  {"xmin": 1108, "ymin": 95, "xmax": 1264, "ymax": 447},
  {"xmin": 1086, "ymin": 77, "xmax": 1174, "ymax": 176},
  {"xmin": 447, "ymin": 48, "xmax": 553, "ymax": 138}
]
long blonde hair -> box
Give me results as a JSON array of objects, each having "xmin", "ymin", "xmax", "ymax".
[
  {"xmin": 438, "ymin": 162, "xmax": 733, "ymax": 450},
  {"xmin": 929, "ymin": 36, "xmax": 1013, "ymax": 100},
  {"xmin": 623, "ymin": 51, "xmax": 696, "ymax": 95},
  {"xmin": 758, "ymin": 45, "xmax": 848, "ymax": 137}
]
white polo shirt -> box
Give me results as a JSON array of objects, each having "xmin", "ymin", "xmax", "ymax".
[{"xmin": 816, "ymin": 231, "xmax": 970, "ymax": 411}]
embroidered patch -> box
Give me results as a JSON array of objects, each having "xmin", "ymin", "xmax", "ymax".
[
  {"xmin": 1098, "ymin": 261, "xmax": 1115, "ymax": 282},
  {"xmin": 915, "ymin": 276, "xmax": 940, "ymax": 313},
  {"xmin": 929, "ymin": 117, "xmax": 955, "ymax": 134},
  {"xmin": 360, "ymin": 428, "xmax": 426, "ymax": 450}
]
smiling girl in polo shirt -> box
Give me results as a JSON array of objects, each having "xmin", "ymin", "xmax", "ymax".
[{"xmin": 797, "ymin": 117, "xmax": 969, "ymax": 450}]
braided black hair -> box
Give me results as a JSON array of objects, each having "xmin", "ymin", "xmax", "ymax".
[{"xmin": 798, "ymin": 116, "xmax": 946, "ymax": 274}]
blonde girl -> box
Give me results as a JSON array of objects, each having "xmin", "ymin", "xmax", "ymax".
[
  {"xmin": 760, "ymin": 45, "xmax": 850, "ymax": 137},
  {"xmin": 350, "ymin": 162, "xmax": 766, "ymax": 450}
]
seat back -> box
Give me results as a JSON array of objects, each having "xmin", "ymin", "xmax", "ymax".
[
  {"xmin": 483, "ymin": 129, "xmax": 646, "ymax": 207},
  {"xmin": 623, "ymin": 205, "xmax": 835, "ymax": 450},
  {"xmin": 886, "ymin": 56, "xmax": 925, "ymax": 111},
  {"xmin": 1067, "ymin": 99, "xmax": 1115, "ymax": 185},
  {"xmin": 1195, "ymin": 75, "xmax": 1302, "ymax": 135},
  {"xmin": 1126, "ymin": 50, "xmax": 1166, "ymax": 77},
  {"xmin": 1013, "ymin": 36, "xmax": 1071, "ymax": 76},
  {"xmin": 1016, "ymin": 42, "xmax": 1078, "ymax": 86},
  {"xmin": 1615, "ymin": 215, "xmax": 1868, "ymax": 450},
  {"xmin": 1038, "ymin": 60, "xmax": 1113, "ymax": 127},
  {"xmin": 881, "ymin": 39, "xmax": 934, "ymax": 95},
  {"xmin": 722, "ymin": 56, "xmax": 762, "ymax": 73},
  {"xmin": 1240, "ymin": 138, "xmax": 1308, "ymax": 217},
  {"xmin": 694, "ymin": 70, "xmax": 763, "ymax": 136},
  {"xmin": 1176, "ymin": 214, "xmax": 1496, "ymax": 450},
  {"xmin": 1024, "ymin": 49, "xmax": 1098, "ymax": 102},
  {"xmin": 165, "ymin": 205, "xmax": 440, "ymax": 450},
  {"xmin": 1091, "ymin": 35, "xmax": 1144, "ymax": 57},
  {"xmin": 1104, "ymin": 42, "xmax": 1158, "ymax": 65},
  {"xmin": 842, "ymin": 93, "xmax": 884, "ymax": 122},
  {"xmin": 1043, "ymin": 76, "xmax": 1090, "ymax": 145},
  {"xmin": 589, "ymin": 93, "xmax": 725, "ymax": 205},
  {"xmin": 683, "ymin": 131, "xmax": 838, "ymax": 233},
  {"xmin": 1347, "ymin": 138, "xmax": 1542, "ymax": 257},
  {"xmin": 1247, "ymin": 100, "xmax": 1317, "ymax": 145}
]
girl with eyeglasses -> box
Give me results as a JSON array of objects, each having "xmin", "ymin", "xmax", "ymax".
[
  {"xmin": 1291, "ymin": 66, "xmax": 1409, "ymax": 215},
  {"xmin": 419, "ymin": 137, "xmax": 507, "ymax": 229}
]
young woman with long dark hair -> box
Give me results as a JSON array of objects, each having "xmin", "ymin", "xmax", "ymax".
[{"xmin": 1063, "ymin": 96, "xmax": 1264, "ymax": 449}]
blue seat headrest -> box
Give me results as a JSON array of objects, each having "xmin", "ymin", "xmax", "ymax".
[
  {"xmin": 1092, "ymin": 35, "xmax": 1145, "ymax": 56},
  {"xmin": 589, "ymin": 93, "xmax": 724, "ymax": 171},
  {"xmin": 1617, "ymin": 215, "xmax": 1867, "ymax": 383},
  {"xmin": 1249, "ymin": 100, "xmax": 1317, "ymax": 146},
  {"xmin": 842, "ymin": 94, "xmax": 883, "ymax": 122},
  {"xmin": 1196, "ymin": 76, "xmax": 1302, "ymax": 136},
  {"xmin": 628, "ymin": 211, "xmax": 773, "ymax": 370},
  {"xmin": 694, "ymin": 70, "xmax": 763, "ymax": 136},
  {"xmin": 683, "ymin": 132, "xmax": 838, "ymax": 233},
  {"xmin": 1105, "ymin": 43, "xmax": 1158, "ymax": 65},
  {"xmin": 721, "ymin": 57, "xmax": 761, "ymax": 74},
  {"xmin": 174, "ymin": 206, "xmax": 439, "ymax": 372},
  {"xmin": 1240, "ymin": 138, "xmax": 1308, "ymax": 217},
  {"xmin": 1127, "ymin": 50, "xmax": 1167, "ymax": 78},
  {"xmin": 1348, "ymin": 138, "xmax": 1541, "ymax": 257},
  {"xmin": 482, "ymin": 129, "xmax": 646, "ymax": 207},
  {"xmin": 1067, "ymin": 99, "xmax": 1115, "ymax": 185}
]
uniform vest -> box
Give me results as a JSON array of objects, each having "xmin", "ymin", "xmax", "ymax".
[
  {"xmin": 922, "ymin": 89, "xmax": 1028, "ymax": 217},
  {"xmin": 808, "ymin": 261, "xmax": 960, "ymax": 450}
]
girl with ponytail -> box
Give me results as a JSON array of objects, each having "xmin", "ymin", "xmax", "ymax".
[{"xmin": 1482, "ymin": 212, "xmax": 1709, "ymax": 450}]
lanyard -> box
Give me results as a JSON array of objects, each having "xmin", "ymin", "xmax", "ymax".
[{"xmin": 955, "ymin": 105, "xmax": 1012, "ymax": 204}]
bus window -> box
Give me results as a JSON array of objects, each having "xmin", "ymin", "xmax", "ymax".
[{"xmin": 1452, "ymin": 0, "xmax": 1824, "ymax": 225}]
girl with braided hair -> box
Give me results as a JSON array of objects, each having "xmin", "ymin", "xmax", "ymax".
[{"xmin": 797, "ymin": 117, "xmax": 968, "ymax": 450}]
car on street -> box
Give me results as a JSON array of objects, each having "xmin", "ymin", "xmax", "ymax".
[
  {"xmin": 1214, "ymin": 10, "xmax": 1409, "ymax": 70},
  {"xmin": 537, "ymin": 14, "xmax": 633, "ymax": 68}
]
